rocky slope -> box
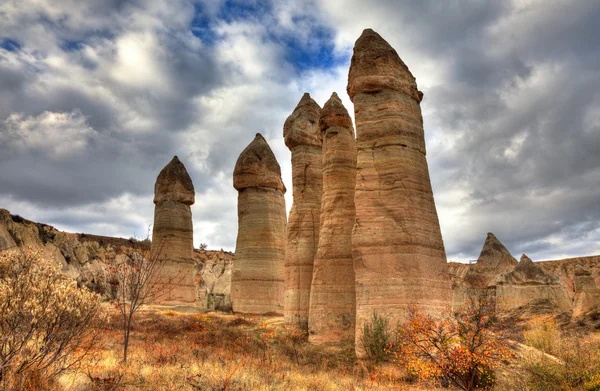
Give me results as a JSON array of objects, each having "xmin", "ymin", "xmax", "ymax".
[{"xmin": 0, "ymin": 208, "xmax": 232, "ymax": 310}]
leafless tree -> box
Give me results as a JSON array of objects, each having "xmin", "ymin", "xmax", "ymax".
[{"xmin": 107, "ymin": 234, "xmax": 186, "ymax": 362}]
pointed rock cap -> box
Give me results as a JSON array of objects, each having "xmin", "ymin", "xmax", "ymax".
[
  {"xmin": 319, "ymin": 92, "xmax": 354, "ymax": 134},
  {"xmin": 347, "ymin": 28, "xmax": 422, "ymax": 103},
  {"xmin": 520, "ymin": 254, "xmax": 533, "ymax": 264},
  {"xmin": 154, "ymin": 156, "xmax": 195, "ymax": 205},
  {"xmin": 477, "ymin": 233, "xmax": 518, "ymax": 268},
  {"xmin": 283, "ymin": 93, "xmax": 322, "ymax": 148},
  {"xmin": 493, "ymin": 253, "xmax": 559, "ymax": 285},
  {"xmin": 283, "ymin": 93, "xmax": 322, "ymax": 149},
  {"xmin": 233, "ymin": 133, "xmax": 286, "ymax": 193}
]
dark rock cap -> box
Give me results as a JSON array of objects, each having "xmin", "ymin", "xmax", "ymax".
[
  {"xmin": 154, "ymin": 156, "xmax": 195, "ymax": 205},
  {"xmin": 347, "ymin": 28, "xmax": 422, "ymax": 103},
  {"xmin": 319, "ymin": 92, "xmax": 354, "ymax": 133},
  {"xmin": 233, "ymin": 133, "xmax": 286, "ymax": 192},
  {"xmin": 283, "ymin": 93, "xmax": 322, "ymax": 149}
]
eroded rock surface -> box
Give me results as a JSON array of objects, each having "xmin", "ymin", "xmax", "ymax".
[
  {"xmin": 493, "ymin": 254, "xmax": 572, "ymax": 311},
  {"xmin": 464, "ymin": 233, "xmax": 518, "ymax": 288},
  {"xmin": 348, "ymin": 29, "xmax": 452, "ymax": 355},
  {"xmin": 308, "ymin": 92, "xmax": 356, "ymax": 344},
  {"xmin": 195, "ymin": 249, "xmax": 233, "ymax": 310},
  {"xmin": 283, "ymin": 93, "xmax": 323, "ymax": 328},
  {"xmin": 232, "ymin": 134, "xmax": 287, "ymax": 314},
  {"xmin": 573, "ymin": 265, "xmax": 600, "ymax": 317}
]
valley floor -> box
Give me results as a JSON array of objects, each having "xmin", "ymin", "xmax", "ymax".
[{"xmin": 59, "ymin": 306, "xmax": 447, "ymax": 391}]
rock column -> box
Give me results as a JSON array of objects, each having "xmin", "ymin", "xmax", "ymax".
[
  {"xmin": 283, "ymin": 93, "xmax": 323, "ymax": 328},
  {"xmin": 152, "ymin": 156, "xmax": 197, "ymax": 304},
  {"xmin": 232, "ymin": 133, "xmax": 287, "ymax": 314},
  {"xmin": 347, "ymin": 29, "xmax": 452, "ymax": 355},
  {"xmin": 308, "ymin": 92, "xmax": 357, "ymax": 344}
]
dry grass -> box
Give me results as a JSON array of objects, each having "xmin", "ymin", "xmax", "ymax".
[{"xmin": 55, "ymin": 306, "xmax": 442, "ymax": 391}]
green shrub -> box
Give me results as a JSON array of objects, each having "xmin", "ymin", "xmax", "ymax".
[{"xmin": 360, "ymin": 312, "xmax": 392, "ymax": 364}]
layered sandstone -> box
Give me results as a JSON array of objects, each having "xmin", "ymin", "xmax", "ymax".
[
  {"xmin": 152, "ymin": 156, "xmax": 197, "ymax": 304},
  {"xmin": 464, "ymin": 233, "xmax": 518, "ymax": 288},
  {"xmin": 283, "ymin": 93, "xmax": 323, "ymax": 328},
  {"xmin": 493, "ymin": 254, "xmax": 571, "ymax": 311},
  {"xmin": 308, "ymin": 92, "xmax": 356, "ymax": 344},
  {"xmin": 573, "ymin": 265, "xmax": 600, "ymax": 317},
  {"xmin": 347, "ymin": 29, "xmax": 452, "ymax": 354},
  {"xmin": 232, "ymin": 133, "xmax": 287, "ymax": 314}
]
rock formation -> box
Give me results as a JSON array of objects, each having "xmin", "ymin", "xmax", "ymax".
[
  {"xmin": 463, "ymin": 233, "xmax": 518, "ymax": 288},
  {"xmin": 195, "ymin": 249, "xmax": 233, "ymax": 310},
  {"xmin": 283, "ymin": 93, "xmax": 323, "ymax": 328},
  {"xmin": 493, "ymin": 254, "xmax": 571, "ymax": 311},
  {"xmin": 347, "ymin": 28, "xmax": 452, "ymax": 354},
  {"xmin": 152, "ymin": 156, "xmax": 197, "ymax": 304},
  {"xmin": 232, "ymin": 133, "xmax": 287, "ymax": 314},
  {"xmin": 573, "ymin": 265, "xmax": 600, "ymax": 317},
  {"xmin": 308, "ymin": 92, "xmax": 357, "ymax": 344}
]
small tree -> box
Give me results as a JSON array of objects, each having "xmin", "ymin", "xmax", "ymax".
[
  {"xmin": 0, "ymin": 248, "xmax": 103, "ymax": 388},
  {"xmin": 360, "ymin": 312, "xmax": 393, "ymax": 364},
  {"xmin": 107, "ymin": 235, "xmax": 185, "ymax": 362},
  {"xmin": 395, "ymin": 293, "xmax": 514, "ymax": 390}
]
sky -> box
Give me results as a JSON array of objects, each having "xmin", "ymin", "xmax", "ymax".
[{"xmin": 0, "ymin": 0, "xmax": 599, "ymax": 263}]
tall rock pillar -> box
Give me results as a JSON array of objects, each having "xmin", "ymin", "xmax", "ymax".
[
  {"xmin": 232, "ymin": 133, "xmax": 287, "ymax": 314},
  {"xmin": 283, "ymin": 93, "xmax": 323, "ymax": 328},
  {"xmin": 152, "ymin": 156, "xmax": 197, "ymax": 304},
  {"xmin": 347, "ymin": 29, "xmax": 452, "ymax": 355},
  {"xmin": 308, "ymin": 92, "xmax": 357, "ymax": 344}
]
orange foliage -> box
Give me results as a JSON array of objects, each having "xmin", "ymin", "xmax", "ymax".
[{"xmin": 395, "ymin": 294, "xmax": 514, "ymax": 390}]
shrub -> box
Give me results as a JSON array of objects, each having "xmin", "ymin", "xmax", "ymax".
[
  {"xmin": 360, "ymin": 312, "xmax": 393, "ymax": 364},
  {"xmin": 0, "ymin": 248, "xmax": 103, "ymax": 389},
  {"xmin": 395, "ymin": 294, "xmax": 513, "ymax": 390}
]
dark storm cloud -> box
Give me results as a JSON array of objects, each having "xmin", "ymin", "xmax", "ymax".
[
  {"xmin": 0, "ymin": 0, "xmax": 598, "ymax": 259},
  {"xmin": 410, "ymin": 1, "xmax": 600, "ymax": 259}
]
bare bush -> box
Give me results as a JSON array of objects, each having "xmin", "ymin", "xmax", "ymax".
[{"xmin": 0, "ymin": 248, "xmax": 103, "ymax": 389}]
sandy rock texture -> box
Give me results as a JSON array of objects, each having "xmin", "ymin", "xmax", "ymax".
[
  {"xmin": 232, "ymin": 133, "xmax": 287, "ymax": 314},
  {"xmin": 152, "ymin": 156, "xmax": 197, "ymax": 305},
  {"xmin": 493, "ymin": 254, "xmax": 572, "ymax": 311},
  {"xmin": 283, "ymin": 93, "xmax": 323, "ymax": 328},
  {"xmin": 308, "ymin": 92, "xmax": 357, "ymax": 344},
  {"xmin": 347, "ymin": 29, "xmax": 452, "ymax": 355}
]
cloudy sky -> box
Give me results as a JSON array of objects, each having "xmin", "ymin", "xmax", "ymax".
[{"xmin": 1, "ymin": 0, "xmax": 598, "ymax": 262}]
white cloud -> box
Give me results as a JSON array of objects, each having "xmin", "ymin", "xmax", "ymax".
[{"xmin": 1, "ymin": 110, "xmax": 95, "ymax": 158}]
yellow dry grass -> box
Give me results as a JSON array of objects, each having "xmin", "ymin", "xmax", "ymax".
[{"xmin": 57, "ymin": 306, "xmax": 443, "ymax": 391}]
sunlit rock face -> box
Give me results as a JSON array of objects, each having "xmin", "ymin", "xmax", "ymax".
[
  {"xmin": 308, "ymin": 92, "xmax": 357, "ymax": 344},
  {"xmin": 493, "ymin": 254, "xmax": 572, "ymax": 312},
  {"xmin": 283, "ymin": 93, "xmax": 323, "ymax": 329},
  {"xmin": 347, "ymin": 28, "xmax": 452, "ymax": 356},
  {"xmin": 152, "ymin": 156, "xmax": 197, "ymax": 304},
  {"xmin": 232, "ymin": 133, "xmax": 287, "ymax": 314}
]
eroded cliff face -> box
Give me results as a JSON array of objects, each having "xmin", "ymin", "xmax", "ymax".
[
  {"xmin": 493, "ymin": 255, "xmax": 572, "ymax": 312},
  {"xmin": 308, "ymin": 92, "xmax": 356, "ymax": 345},
  {"xmin": 232, "ymin": 133, "xmax": 287, "ymax": 315},
  {"xmin": 283, "ymin": 93, "xmax": 323, "ymax": 329},
  {"xmin": 0, "ymin": 208, "xmax": 232, "ymax": 310},
  {"xmin": 348, "ymin": 28, "xmax": 452, "ymax": 355},
  {"xmin": 449, "ymin": 233, "xmax": 600, "ymax": 317}
]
